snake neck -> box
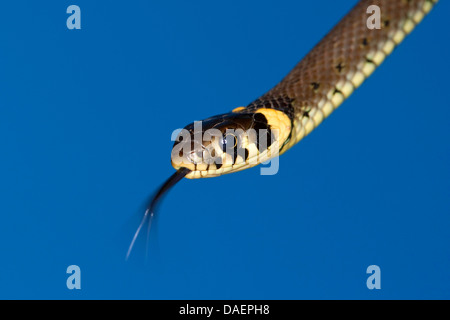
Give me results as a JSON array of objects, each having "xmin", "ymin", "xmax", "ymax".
[{"xmin": 245, "ymin": 0, "xmax": 438, "ymax": 155}]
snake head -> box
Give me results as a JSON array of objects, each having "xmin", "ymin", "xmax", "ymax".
[{"xmin": 171, "ymin": 108, "xmax": 292, "ymax": 178}]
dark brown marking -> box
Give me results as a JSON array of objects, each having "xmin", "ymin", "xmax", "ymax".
[
  {"xmin": 253, "ymin": 112, "xmax": 268, "ymax": 125},
  {"xmin": 361, "ymin": 37, "xmax": 369, "ymax": 47},
  {"xmin": 310, "ymin": 82, "xmax": 321, "ymax": 92},
  {"xmin": 256, "ymin": 128, "xmax": 273, "ymax": 152},
  {"xmin": 365, "ymin": 57, "xmax": 375, "ymax": 64},
  {"xmin": 335, "ymin": 62, "xmax": 345, "ymax": 73},
  {"xmin": 333, "ymin": 88, "xmax": 343, "ymax": 95}
]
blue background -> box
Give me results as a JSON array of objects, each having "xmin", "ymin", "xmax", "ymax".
[{"xmin": 0, "ymin": 0, "xmax": 448, "ymax": 299}]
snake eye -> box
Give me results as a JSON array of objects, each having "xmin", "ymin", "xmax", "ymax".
[{"xmin": 220, "ymin": 133, "xmax": 237, "ymax": 152}]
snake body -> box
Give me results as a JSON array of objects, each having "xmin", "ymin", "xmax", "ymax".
[
  {"xmin": 172, "ymin": 0, "xmax": 438, "ymax": 179},
  {"xmin": 128, "ymin": 0, "xmax": 438, "ymax": 259},
  {"xmin": 251, "ymin": 0, "xmax": 438, "ymax": 153}
]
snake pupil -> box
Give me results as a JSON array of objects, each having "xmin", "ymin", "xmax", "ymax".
[
  {"xmin": 221, "ymin": 135, "xmax": 227, "ymax": 152},
  {"xmin": 221, "ymin": 133, "xmax": 237, "ymax": 153}
]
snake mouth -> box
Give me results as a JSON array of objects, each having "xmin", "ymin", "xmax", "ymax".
[
  {"xmin": 172, "ymin": 140, "xmax": 280, "ymax": 179},
  {"xmin": 177, "ymin": 145, "xmax": 281, "ymax": 179}
]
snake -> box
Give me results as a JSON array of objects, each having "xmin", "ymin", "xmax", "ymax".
[{"xmin": 126, "ymin": 0, "xmax": 438, "ymax": 259}]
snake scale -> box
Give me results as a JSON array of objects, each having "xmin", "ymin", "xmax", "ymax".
[{"xmin": 127, "ymin": 0, "xmax": 438, "ymax": 258}]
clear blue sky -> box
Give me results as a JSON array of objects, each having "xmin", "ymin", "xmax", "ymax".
[{"xmin": 0, "ymin": 0, "xmax": 449, "ymax": 299}]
